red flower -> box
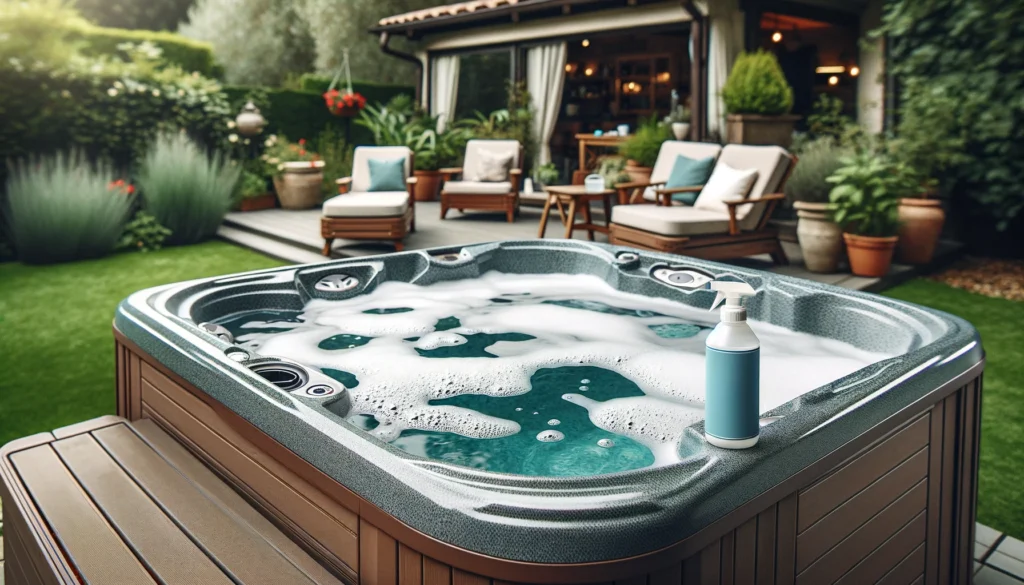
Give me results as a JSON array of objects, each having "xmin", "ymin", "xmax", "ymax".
[
  {"xmin": 299, "ymin": 149, "xmax": 306, "ymax": 156},
  {"xmin": 126, "ymin": 185, "xmax": 135, "ymax": 195},
  {"xmin": 299, "ymin": 138, "xmax": 306, "ymax": 146}
]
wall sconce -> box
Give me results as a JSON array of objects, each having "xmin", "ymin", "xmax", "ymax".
[
  {"xmin": 655, "ymin": 72, "xmax": 671, "ymax": 83},
  {"xmin": 582, "ymin": 39, "xmax": 590, "ymax": 48},
  {"xmin": 850, "ymin": 66, "xmax": 860, "ymax": 77},
  {"xmin": 828, "ymin": 75, "xmax": 839, "ymax": 86}
]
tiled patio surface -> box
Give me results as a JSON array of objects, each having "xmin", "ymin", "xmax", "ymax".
[
  {"xmin": 221, "ymin": 202, "xmax": 959, "ymax": 292},
  {"xmin": 977, "ymin": 523, "xmax": 1024, "ymax": 583}
]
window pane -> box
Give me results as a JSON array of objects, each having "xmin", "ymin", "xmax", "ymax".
[{"xmin": 454, "ymin": 51, "xmax": 512, "ymax": 119}]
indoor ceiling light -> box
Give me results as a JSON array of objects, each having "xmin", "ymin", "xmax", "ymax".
[
  {"xmin": 772, "ymin": 31, "xmax": 782, "ymax": 43},
  {"xmin": 828, "ymin": 75, "xmax": 839, "ymax": 86},
  {"xmin": 850, "ymin": 66, "xmax": 861, "ymax": 77},
  {"xmin": 582, "ymin": 39, "xmax": 590, "ymax": 47},
  {"xmin": 584, "ymin": 66, "xmax": 594, "ymax": 76},
  {"xmin": 815, "ymin": 66, "xmax": 846, "ymax": 74}
]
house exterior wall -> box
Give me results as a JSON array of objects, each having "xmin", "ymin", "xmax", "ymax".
[{"xmin": 858, "ymin": 0, "xmax": 886, "ymax": 133}]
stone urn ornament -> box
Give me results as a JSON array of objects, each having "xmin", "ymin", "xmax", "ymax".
[
  {"xmin": 793, "ymin": 201, "xmax": 843, "ymax": 273},
  {"xmin": 235, "ymin": 102, "xmax": 266, "ymax": 137}
]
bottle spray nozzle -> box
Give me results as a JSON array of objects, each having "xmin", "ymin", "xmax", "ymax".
[{"xmin": 708, "ymin": 281, "xmax": 756, "ymax": 311}]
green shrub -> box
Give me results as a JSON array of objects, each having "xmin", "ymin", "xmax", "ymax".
[
  {"xmin": 117, "ymin": 210, "xmax": 172, "ymax": 253},
  {"xmin": 0, "ymin": 0, "xmax": 84, "ymax": 67},
  {"xmin": 827, "ymin": 152, "xmax": 916, "ymax": 237},
  {"xmin": 3, "ymin": 151, "xmax": 133, "ymax": 264},
  {"xmin": 138, "ymin": 133, "xmax": 239, "ymax": 245},
  {"xmin": 785, "ymin": 137, "xmax": 849, "ymax": 204},
  {"xmin": 312, "ymin": 126, "xmax": 354, "ymax": 195},
  {"xmin": 70, "ymin": 25, "xmax": 221, "ymax": 77},
  {"xmin": 721, "ymin": 50, "xmax": 794, "ymax": 116},
  {"xmin": 806, "ymin": 94, "xmax": 853, "ymax": 143},
  {"xmin": 619, "ymin": 116, "xmax": 671, "ymax": 168},
  {"xmin": 71, "ymin": 0, "xmax": 193, "ymax": 31},
  {"xmin": 597, "ymin": 156, "xmax": 630, "ymax": 188}
]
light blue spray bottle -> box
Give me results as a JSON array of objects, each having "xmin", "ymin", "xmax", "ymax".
[{"xmin": 704, "ymin": 280, "xmax": 760, "ymax": 449}]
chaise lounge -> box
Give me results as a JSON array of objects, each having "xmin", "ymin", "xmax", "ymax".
[
  {"xmin": 321, "ymin": 146, "xmax": 416, "ymax": 254},
  {"xmin": 615, "ymin": 140, "xmax": 723, "ymax": 205},
  {"xmin": 440, "ymin": 139, "xmax": 523, "ymax": 223},
  {"xmin": 609, "ymin": 144, "xmax": 797, "ymax": 264}
]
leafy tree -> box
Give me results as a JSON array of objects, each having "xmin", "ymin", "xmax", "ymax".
[{"xmin": 73, "ymin": 0, "xmax": 194, "ymax": 31}]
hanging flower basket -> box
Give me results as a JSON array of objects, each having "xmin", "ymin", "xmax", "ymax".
[{"xmin": 323, "ymin": 89, "xmax": 366, "ymax": 117}]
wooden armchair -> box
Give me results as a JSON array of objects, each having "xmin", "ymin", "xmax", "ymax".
[
  {"xmin": 614, "ymin": 141, "xmax": 723, "ymax": 205},
  {"xmin": 440, "ymin": 140, "xmax": 524, "ymax": 223}
]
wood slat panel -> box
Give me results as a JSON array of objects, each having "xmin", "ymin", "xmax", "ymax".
[
  {"xmin": 93, "ymin": 424, "xmax": 317, "ymax": 585},
  {"xmin": 0, "ymin": 470, "xmax": 68, "ymax": 585},
  {"xmin": 360, "ymin": 518, "xmax": 398, "ymax": 585},
  {"xmin": 6, "ymin": 519, "xmax": 50, "ymax": 585},
  {"xmin": 775, "ymin": 494, "xmax": 798, "ymax": 585},
  {"xmin": 735, "ymin": 516, "xmax": 757, "ymax": 585},
  {"xmin": 399, "ymin": 544, "xmax": 423, "ymax": 585},
  {"xmin": 721, "ymin": 531, "xmax": 735, "ymax": 585},
  {"xmin": 9, "ymin": 445, "xmax": 157, "ymax": 584},
  {"xmin": 834, "ymin": 512, "xmax": 927, "ymax": 585},
  {"xmin": 757, "ymin": 505, "xmax": 777, "ymax": 585},
  {"xmin": 797, "ymin": 447, "xmax": 929, "ymax": 571},
  {"xmin": 938, "ymin": 393, "xmax": 958, "ymax": 585},
  {"xmin": 649, "ymin": 562, "xmax": 682, "ymax": 585},
  {"xmin": 423, "ymin": 556, "xmax": 452, "ymax": 585},
  {"xmin": 956, "ymin": 381, "xmax": 980, "ymax": 585},
  {"xmin": 797, "ymin": 479, "xmax": 927, "ymax": 585},
  {"xmin": 925, "ymin": 402, "xmax": 943, "ymax": 585},
  {"xmin": 131, "ymin": 418, "xmax": 343, "ymax": 585},
  {"xmin": 139, "ymin": 369, "xmax": 360, "ymax": 568},
  {"xmin": 877, "ymin": 543, "xmax": 926, "ymax": 585},
  {"xmin": 799, "ymin": 415, "xmax": 929, "ymax": 531},
  {"xmin": 614, "ymin": 576, "xmax": 647, "ymax": 585},
  {"xmin": 453, "ymin": 569, "xmax": 490, "ymax": 585},
  {"xmin": 52, "ymin": 433, "xmax": 234, "ymax": 585}
]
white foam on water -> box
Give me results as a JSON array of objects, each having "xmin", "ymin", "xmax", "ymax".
[{"xmin": 232, "ymin": 272, "xmax": 893, "ymax": 469}]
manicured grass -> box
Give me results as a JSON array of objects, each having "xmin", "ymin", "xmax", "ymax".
[
  {"xmin": 884, "ymin": 279, "xmax": 1024, "ymax": 539},
  {"xmin": 0, "ymin": 242, "xmax": 286, "ymax": 446}
]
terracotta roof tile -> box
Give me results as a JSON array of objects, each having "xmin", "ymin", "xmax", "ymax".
[{"xmin": 378, "ymin": 0, "xmax": 523, "ymax": 26}]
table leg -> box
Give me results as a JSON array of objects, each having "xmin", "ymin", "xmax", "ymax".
[
  {"xmin": 602, "ymin": 194, "xmax": 612, "ymax": 229},
  {"xmin": 555, "ymin": 198, "xmax": 567, "ymax": 225},
  {"xmin": 582, "ymin": 200, "xmax": 595, "ymax": 241},
  {"xmin": 564, "ymin": 198, "xmax": 578, "ymax": 239},
  {"xmin": 538, "ymin": 194, "xmax": 553, "ymax": 238}
]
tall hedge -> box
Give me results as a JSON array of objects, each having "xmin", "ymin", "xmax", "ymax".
[
  {"xmin": 70, "ymin": 25, "xmax": 221, "ymax": 77},
  {"xmin": 72, "ymin": 0, "xmax": 194, "ymax": 31},
  {"xmin": 223, "ymin": 83, "xmax": 413, "ymax": 147},
  {"xmin": 877, "ymin": 0, "xmax": 1024, "ymax": 255}
]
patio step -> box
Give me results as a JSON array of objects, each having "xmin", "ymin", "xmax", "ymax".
[{"xmin": 217, "ymin": 225, "xmax": 326, "ymax": 265}]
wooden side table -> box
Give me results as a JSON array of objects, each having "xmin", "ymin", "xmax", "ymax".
[{"xmin": 538, "ymin": 185, "xmax": 615, "ymax": 240}]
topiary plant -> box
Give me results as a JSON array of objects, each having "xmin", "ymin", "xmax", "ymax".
[{"xmin": 721, "ymin": 50, "xmax": 794, "ymax": 116}]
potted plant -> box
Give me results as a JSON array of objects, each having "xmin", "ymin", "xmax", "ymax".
[
  {"xmin": 786, "ymin": 137, "xmax": 847, "ymax": 273},
  {"xmin": 721, "ymin": 50, "xmax": 799, "ymax": 147},
  {"xmin": 596, "ymin": 156, "xmax": 630, "ymax": 189},
  {"xmin": 323, "ymin": 89, "xmax": 367, "ymax": 117},
  {"xmin": 663, "ymin": 90, "xmax": 691, "ymax": 141},
  {"xmin": 618, "ymin": 116, "xmax": 670, "ymax": 183},
  {"xmin": 235, "ymin": 169, "xmax": 276, "ymax": 211},
  {"xmin": 827, "ymin": 152, "xmax": 912, "ymax": 277},
  {"xmin": 409, "ymin": 124, "xmax": 470, "ymax": 202},
  {"xmin": 263, "ymin": 135, "xmax": 324, "ymax": 209},
  {"xmin": 534, "ymin": 162, "xmax": 560, "ymax": 189}
]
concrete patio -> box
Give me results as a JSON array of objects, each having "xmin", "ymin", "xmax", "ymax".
[{"xmin": 219, "ymin": 201, "xmax": 958, "ymax": 293}]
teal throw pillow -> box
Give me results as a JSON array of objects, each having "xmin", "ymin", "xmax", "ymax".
[
  {"xmin": 665, "ymin": 154, "xmax": 715, "ymax": 204},
  {"xmin": 368, "ymin": 157, "xmax": 407, "ymax": 192}
]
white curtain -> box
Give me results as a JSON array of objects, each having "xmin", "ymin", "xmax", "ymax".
[
  {"xmin": 430, "ymin": 55, "xmax": 460, "ymax": 132},
  {"xmin": 706, "ymin": 0, "xmax": 744, "ymax": 139},
  {"xmin": 526, "ymin": 42, "xmax": 567, "ymax": 166}
]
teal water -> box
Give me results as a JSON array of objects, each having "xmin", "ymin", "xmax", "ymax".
[{"xmin": 216, "ymin": 296, "xmax": 708, "ymax": 477}]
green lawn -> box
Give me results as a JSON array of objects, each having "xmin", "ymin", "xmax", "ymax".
[
  {"xmin": 885, "ymin": 279, "xmax": 1024, "ymax": 539},
  {"xmin": 0, "ymin": 242, "xmax": 286, "ymax": 446}
]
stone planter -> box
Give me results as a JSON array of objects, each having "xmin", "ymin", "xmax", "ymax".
[
  {"xmin": 671, "ymin": 122, "xmax": 690, "ymax": 141},
  {"xmin": 624, "ymin": 160, "xmax": 653, "ymax": 184},
  {"xmin": 794, "ymin": 201, "xmax": 843, "ymax": 273},
  {"xmin": 413, "ymin": 170, "xmax": 443, "ymax": 202},
  {"xmin": 275, "ymin": 161, "xmax": 324, "ymax": 210},
  {"xmin": 843, "ymin": 233, "xmax": 898, "ymax": 278},
  {"xmin": 726, "ymin": 114, "xmax": 800, "ymax": 148},
  {"xmin": 897, "ymin": 198, "xmax": 945, "ymax": 265},
  {"xmin": 238, "ymin": 193, "xmax": 276, "ymax": 212}
]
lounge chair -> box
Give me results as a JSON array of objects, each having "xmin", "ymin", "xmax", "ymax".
[
  {"xmin": 609, "ymin": 144, "xmax": 797, "ymax": 264},
  {"xmin": 615, "ymin": 141, "xmax": 723, "ymax": 205},
  {"xmin": 440, "ymin": 140, "xmax": 523, "ymax": 223},
  {"xmin": 321, "ymin": 146, "xmax": 416, "ymax": 254}
]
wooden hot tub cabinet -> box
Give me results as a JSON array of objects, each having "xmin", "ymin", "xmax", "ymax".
[{"xmin": 115, "ymin": 330, "xmax": 982, "ymax": 585}]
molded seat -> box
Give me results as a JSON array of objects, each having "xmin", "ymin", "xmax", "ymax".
[{"xmin": 322, "ymin": 192, "xmax": 409, "ymax": 217}]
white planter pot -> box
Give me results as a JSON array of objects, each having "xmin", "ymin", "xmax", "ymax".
[
  {"xmin": 794, "ymin": 201, "xmax": 843, "ymax": 273},
  {"xmin": 671, "ymin": 122, "xmax": 690, "ymax": 141}
]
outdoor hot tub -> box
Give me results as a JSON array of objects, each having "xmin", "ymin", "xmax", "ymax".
[{"xmin": 113, "ymin": 240, "xmax": 984, "ymax": 585}]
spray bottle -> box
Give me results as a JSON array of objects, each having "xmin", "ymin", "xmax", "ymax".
[{"xmin": 704, "ymin": 280, "xmax": 760, "ymax": 449}]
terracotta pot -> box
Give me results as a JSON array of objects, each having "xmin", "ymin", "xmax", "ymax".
[
  {"xmin": 794, "ymin": 201, "xmax": 843, "ymax": 273},
  {"xmin": 413, "ymin": 170, "xmax": 442, "ymax": 202},
  {"xmin": 897, "ymin": 198, "xmax": 945, "ymax": 265},
  {"xmin": 275, "ymin": 162, "xmax": 324, "ymax": 209},
  {"xmin": 843, "ymin": 233, "xmax": 898, "ymax": 278},
  {"xmin": 726, "ymin": 114, "xmax": 801, "ymax": 148},
  {"xmin": 624, "ymin": 160, "xmax": 652, "ymax": 184},
  {"xmin": 238, "ymin": 193, "xmax": 276, "ymax": 212}
]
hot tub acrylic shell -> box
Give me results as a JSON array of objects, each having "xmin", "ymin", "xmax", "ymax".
[{"xmin": 113, "ymin": 240, "xmax": 984, "ymax": 584}]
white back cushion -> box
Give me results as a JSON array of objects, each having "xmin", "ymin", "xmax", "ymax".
[
  {"xmin": 716, "ymin": 145, "xmax": 792, "ymax": 229},
  {"xmin": 693, "ymin": 163, "xmax": 758, "ymax": 216},
  {"xmin": 351, "ymin": 146, "xmax": 412, "ymax": 193},
  {"xmin": 463, "ymin": 140, "xmax": 520, "ymax": 182},
  {"xmin": 649, "ymin": 141, "xmax": 723, "ymax": 184}
]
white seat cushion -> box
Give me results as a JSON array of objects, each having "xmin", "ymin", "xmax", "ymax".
[
  {"xmin": 716, "ymin": 145, "xmax": 792, "ymax": 230},
  {"xmin": 519, "ymin": 190, "xmax": 548, "ymax": 203},
  {"xmin": 693, "ymin": 163, "xmax": 759, "ymax": 216},
  {"xmin": 442, "ymin": 181, "xmax": 513, "ymax": 195},
  {"xmin": 462, "ymin": 140, "xmax": 520, "ymax": 182},
  {"xmin": 322, "ymin": 191, "xmax": 409, "ymax": 217},
  {"xmin": 612, "ymin": 205, "xmax": 731, "ymax": 237}
]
